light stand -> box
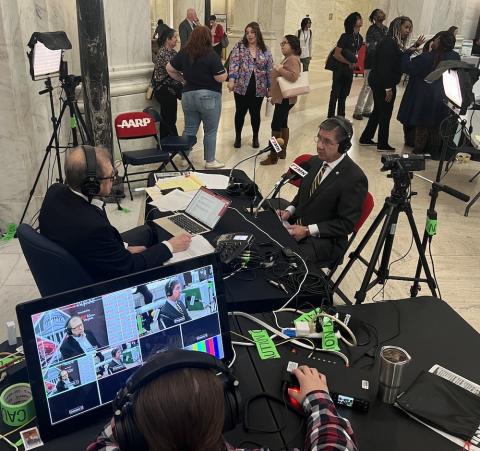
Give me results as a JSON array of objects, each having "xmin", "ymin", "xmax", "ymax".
[{"xmin": 19, "ymin": 32, "xmax": 93, "ymax": 226}]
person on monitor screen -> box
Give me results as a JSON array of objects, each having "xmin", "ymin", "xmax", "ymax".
[
  {"xmin": 38, "ymin": 145, "xmax": 192, "ymax": 284},
  {"xmin": 158, "ymin": 279, "xmax": 191, "ymax": 328},
  {"xmin": 108, "ymin": 348, "xmax": 126, "ymax": 375},
  {"xmin": 60, "ymin": 315, "xmax": 101, "ymax": 360},
  {"xmin": 88, "ymin": 360, "xmax": 358, "ymax": 451},
  {"xmin": 55, "ymin": 370, "xmax": 74, "ymax": 392}
]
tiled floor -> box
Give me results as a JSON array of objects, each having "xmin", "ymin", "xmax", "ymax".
[{"xmin": 1, "ymin": 60, "xmax": 479, "ymax": 342}]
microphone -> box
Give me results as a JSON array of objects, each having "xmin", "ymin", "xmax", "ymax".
[
  {"xmin": 254, "ymin": 160, "xmax": 310, "ymax": 216},
  {"xmin": 256, "ymin": 137, "xmax": 284, "ymax": 155},
  {"xmin": 227, "ymin": 137, "xmax": 286, "ymax": 195}
]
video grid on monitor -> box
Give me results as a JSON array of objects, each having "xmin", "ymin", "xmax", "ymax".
[{"xmin": 31, "ymin": 265, "xmax": 223, "ymax": 426}]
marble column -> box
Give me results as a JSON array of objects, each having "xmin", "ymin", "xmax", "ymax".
[{"xmin": 76, "ymin": 0, "xmax": 113, "ymax": 151}]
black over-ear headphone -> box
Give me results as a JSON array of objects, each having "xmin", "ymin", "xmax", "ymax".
[
  {"xmin": 80, "ymin": 145, "xmax": 101, "ymax": 199},
  {"xmin": 64, "ymin": 315, "xmax": 80, "ymax": 336},
  {"xmin": 320, "ymin": 117, "xmax": 353, "ymax": 153},
  {"xmin": 112, "ymin": 349, "xmax": 241, "ymax": 451},
  {"xmin": 165, "ymin": 279, "xmax": 178, "ymax": 297}
]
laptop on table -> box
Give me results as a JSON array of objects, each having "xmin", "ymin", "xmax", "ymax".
[
  {"xmin": 154, "ymin": 186, "xmax": 231, "ymax": 236},
  {"xmin": 16, "ymin": 254, "xmax": 231, "ymax": 442}
]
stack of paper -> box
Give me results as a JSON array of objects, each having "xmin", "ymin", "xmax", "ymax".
[
  {"xmin": 165, "ymin": 235, "xmax": 215, "ymax": 264},
  {"xmin": 155, "ymin": 172, "xmax": 230, "ymax": 192},
  {"xmin": 149, "ymin": 189, "xmax": 196, "ymax": 212}
]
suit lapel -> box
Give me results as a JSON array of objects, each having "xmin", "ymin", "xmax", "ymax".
[{"xmin": 306, "ymin": 155, "xmax": 350, "ymax": 205}]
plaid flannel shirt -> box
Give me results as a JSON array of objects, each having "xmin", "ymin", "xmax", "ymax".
[{"xmin": 87, "ymin": 390, "xmax": 357, "ymax": 451}]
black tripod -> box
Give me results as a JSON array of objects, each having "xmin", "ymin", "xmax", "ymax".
[
  {"xmin": 332, "ymin": 168, "xmax": 437, "ymax": 305},
  {"xmin": 19, "ymin": 74, "xmax": 92, "ymax": 225}
]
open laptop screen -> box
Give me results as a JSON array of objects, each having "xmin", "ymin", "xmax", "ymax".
[
  {"xmin": 185, "ymin": 187, "xmax": 231, "ymax": 229},
  {"xmin": 16, "ymin": 254, "xmax": 230, "ymax": 441}
]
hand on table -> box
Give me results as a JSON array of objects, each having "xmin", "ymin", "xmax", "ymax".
[
  {"xmin": 168, "ymin": 233, "xmax": 192, "ymax": 252},
  {"xmin": 288, "ymin": 366, "xmax": 329, "ymax": 405},
  {"xmin": 276, "ymin": 209, "xmax": 291, "ymax": 221},
  {"xmin": 285, "ymin": 224, "xmax": 309, "ymax": 241},
  {"xmin": 127, "ymin": 245, "xmax": 147, "ymax": 254}
]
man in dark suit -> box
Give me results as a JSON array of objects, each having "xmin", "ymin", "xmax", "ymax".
[
  {"xmin": 39, "ymin": 146, "xmax": 191, "ymax": 284},
  {"xmin": 158, "ymin": 279, "xmax": 191, "ymax": 328},
  {"xmin": 178, "ymin": 8, "xmax": 199, "ymax": 49},
  {"xmin": 277, "ymin": 117, "xmax": 368, "ymax": 265},
  {"xmin": 60, "ymin": 315, "xmax": 101, "ymax": 360},
  {"xmin": 107, "ymin": 348, "xmax": 126, "ymax": 374}
]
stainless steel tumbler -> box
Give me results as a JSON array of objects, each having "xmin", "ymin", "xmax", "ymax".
[{"xmin": 378, "ymin": 346, "xmax": 411, "ymax": 404}]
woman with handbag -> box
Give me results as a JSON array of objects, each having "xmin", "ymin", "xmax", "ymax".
[
  {"xmin": 209, "ymin": 15, "xmax": 225, "ymax": 57},
  {"xmin": 153, "ymin": 27, "xmax": 183, "ymax": 138},
  {"xmin": 228, "ymin": 22, "xmax": 273, "ymax": 149},
  {"xmin": 260, "ymin": 34, "xmax": 301, "ymax": 166},
  {"xmin": 327, "ymin": 12, "xmax": 363, "ymax": 118}
]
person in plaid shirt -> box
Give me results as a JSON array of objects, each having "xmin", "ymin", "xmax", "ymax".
[{"xmin": 87, "ymin": 365, "xmax": 357, "ymax": 451}]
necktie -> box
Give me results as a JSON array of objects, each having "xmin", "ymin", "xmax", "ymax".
[
  {"xmin": 175, "ymin": 301, "xmax": 184, "ymax": 315},
  {"xmin": 295, "ymin": 163, "xmax": 329, "ymax": 226},
  {"xmin": 309, "ymin": 162, "xmax": 329, "ymax": 197}
]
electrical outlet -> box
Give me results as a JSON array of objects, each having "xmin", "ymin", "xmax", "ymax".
[{"xmin": 329, "ymin": 13, "xmax": 333, "ymax": 20}]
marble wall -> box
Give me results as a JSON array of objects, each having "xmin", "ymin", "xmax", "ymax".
[{"xmin": 377, "ymin": 0, "xmax": 480, "ymax": 39}]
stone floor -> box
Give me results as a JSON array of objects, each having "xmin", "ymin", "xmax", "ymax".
[{"xmin": 1, "ymin": 60, "xmax": 479, "ymax": 342}]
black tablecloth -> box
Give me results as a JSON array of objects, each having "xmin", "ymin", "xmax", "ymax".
[
  {"xmin": 146, "ymin": 170, "xmax": 318, "ymax": 313},
  {"xmin": 235, "ymin": 296, "xmax": 480, "ymax": 451}
]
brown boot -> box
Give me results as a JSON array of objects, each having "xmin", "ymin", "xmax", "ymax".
[
  {"xmin": 260, "ymin": 130, "xmax": 282, "ymax": 165},
  {"xmin": 279, "ymin": 127, "xmax": 289, "ymax": 159},
  {"xmin": 260, "ymin": 151, "xmax": 278, "ymax": 165}
]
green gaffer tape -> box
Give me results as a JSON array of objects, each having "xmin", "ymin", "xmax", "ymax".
[{"xmin": 0, "ymin": 383, "xmax": 35, "ymax": 427}]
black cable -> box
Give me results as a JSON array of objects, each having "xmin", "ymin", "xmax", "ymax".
[{"xmin": 428, "ymin": 238, "xmax": 442, "ymax": 299}]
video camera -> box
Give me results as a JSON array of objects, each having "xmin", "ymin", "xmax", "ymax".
[{"xmin": 381, "ymin": 154, "xmax": 426, "ymax": 173}]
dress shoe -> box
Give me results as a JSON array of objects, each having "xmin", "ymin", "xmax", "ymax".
[
  {"xmin": 359, "ymin": 138, "xmax": 377, "ymax": 146},
  {"xmin": 377, "ymin": 144, "xmax": 396, "ymax": 152},
  {"xmin": 234, "ymin": 136, "xmax": 241, "ymax": 148},
  {"xmin": 353, "ymin": 113, "xmax": 363, "ymax": 120},
  {"xmin": 252, "ymin": 135, "xmax": 259, "ymax": 148},
  {"xmin": 362, "ymin": 112, "xmax": 372, "ymax": 118}
]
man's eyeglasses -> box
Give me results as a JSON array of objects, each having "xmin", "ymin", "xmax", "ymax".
[
  {"xmin": 314, "ymin": 135, "xmax": 337, "ymax": 146},
  {"xmin": 280, "ymin": 41, "xmax": 289, "ymax": 46},
  {"xmin": 98, "ymin": 169, "xmax": 118, "ymax": 182}
]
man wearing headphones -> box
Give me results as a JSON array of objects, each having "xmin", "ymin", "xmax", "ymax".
[
  {"xmin": 158, "ymin": 279, "xmax": 191, "ymax": 329},
  {"xmin": 277, "ymin": 117, "xmax": 368, "ymax": 266},
  {"xmin": 107, "ymin": 348, "xmax": 126, "ymax": 375},
  {"xmin": 60, "ymin": 315, "xmax": 100, "ymax": 360},
  {"xmin": 55, "ymin": 370, "xmax": 74, "ymax": 392},
  {"xmin": 39, "ymin": 146, "xmax": 192, "ymax": 284}
]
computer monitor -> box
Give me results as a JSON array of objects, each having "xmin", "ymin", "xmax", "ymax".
[{"xmin": 16, "ymin": 253, "xmax": 231, "ymax": 441}]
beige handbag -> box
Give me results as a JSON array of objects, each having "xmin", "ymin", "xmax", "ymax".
[
  {"xmin": 278, "ymin": 71, "xmax": 310, "ymax": 97},
  {"xmin": 146, "ymin": 84, "xmax": 154, "ymax": 100}
]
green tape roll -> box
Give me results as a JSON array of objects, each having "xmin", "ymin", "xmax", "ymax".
[{"xmin": 0, "ymin": 383, "xmax": 35, "ymax": 427}]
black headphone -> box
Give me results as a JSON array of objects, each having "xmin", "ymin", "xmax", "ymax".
[
  {"xmin": 165, "ymin": 279, "xmax": 179, "ymax": 297},
  {"xmin": 320, "ymin": 117, "xmax": 353, "ymax": 153},
  {"xmin": 64, "ymin": 315, "xmax": 80, "ymax": 336},
  {"xmin": 80, "ymin": 145, "xmax": 101, "ymax": 200},
  {"xmin": 112, "ymin": 349, "xmax": 241, "ymax": 451}
]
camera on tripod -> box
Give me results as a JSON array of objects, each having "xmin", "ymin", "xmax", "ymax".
[{"xmin": 381, "ymin": 154, "xmax": 426, "ymax": 173}]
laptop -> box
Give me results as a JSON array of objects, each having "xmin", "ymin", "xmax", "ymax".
[
  {"xmin": 16, "ymin": 254, "xmax": 231, "ymax": 442},
  {"xmin": 154, "ymin": 186, "xmax": 231, "ymax": 236}
]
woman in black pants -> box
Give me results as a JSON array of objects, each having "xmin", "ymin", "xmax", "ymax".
[
  {"xmin": 359, "ymin": 16, "xmax": 424, "ymax": 151},
  {"xmin": 327, "ymin": 12, "xmax": 363, "ymax": 118},
  {"xmin": 153, "ymin": 27, "xmax": 183, "ymax": 138}
]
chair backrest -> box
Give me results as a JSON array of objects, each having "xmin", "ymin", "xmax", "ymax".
[
  {"xmin": 17, "ymin": 223, "xmax": 94, "ymax": 297},
  {"xmin": 114, "ymin": 111, "xmax": 158, "ymax": 140},
  {"xmin": 289, "ymin": 154, "xmax": 315, "ymax": 188},
  {"xmin": 354, "ymin": 191, "xmax": 374, "ymax": 233}
]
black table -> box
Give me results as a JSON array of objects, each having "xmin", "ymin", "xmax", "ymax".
[
  {"xmin": 0, "ymin": 318, "xmax": 286, "ymax": 450},
  {"xmin": 234, "ymin": 297, "xmax": 480, "ymax": 451},
  {"xmin": 146, "ymin": 170, "xmax": 315, "ymax": 313}
]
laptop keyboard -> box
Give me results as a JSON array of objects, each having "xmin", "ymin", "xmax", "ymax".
[{"xmin": 168, "ymin": 214, "xmax": 208, "ymax": 235}]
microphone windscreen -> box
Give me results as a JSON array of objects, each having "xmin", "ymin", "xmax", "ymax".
[{"xmin": 276, "ymin": 138, "xmax": 284, "ymax": 146}]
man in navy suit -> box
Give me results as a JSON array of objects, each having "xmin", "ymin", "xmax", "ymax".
[
  {"xmin": 60, "ymin": 315, "xmax": 101, "ymax": 360},
  {"xmin": 39, "ymin": 146, "xmax": 191, "ymax": 283},
  {"xmin": 158, "ymin": 279, "xmax": 191, "ymax": 329},
  {"xmin": 277, "ymin": 117, "xmax": 368, "ymax": 265}
]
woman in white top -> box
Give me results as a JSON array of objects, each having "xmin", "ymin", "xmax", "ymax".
[{"xmin": 298, "ymin": 17, "xmax": 313, "ymax": 71}]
